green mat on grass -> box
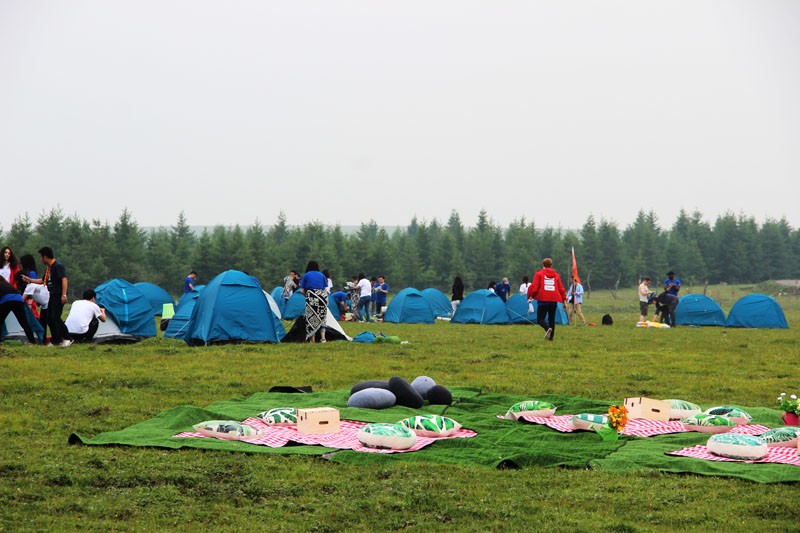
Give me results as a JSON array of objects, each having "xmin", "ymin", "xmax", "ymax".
[{"xmin": 69, "ymin": 388, "xmax": 800, "ymax": 483}]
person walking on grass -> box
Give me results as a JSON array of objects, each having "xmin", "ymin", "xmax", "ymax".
[
  {"xmin": 567, "ymin": 275, "xmax": 587, "ymax": 325},
  {"xmin": 527, "ymin": 257, "xmax": 567, "ymax": 341}
]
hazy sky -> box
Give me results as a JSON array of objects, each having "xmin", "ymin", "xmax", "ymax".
[{"xmin": 2, "ymin": 1, "xmax": 798, "ymax": 233}]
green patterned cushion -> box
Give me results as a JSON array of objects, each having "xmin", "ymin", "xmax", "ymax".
[
  {"xmin": 570, "ymin": 413, "xmax": 609, "ymax": 431},
  {"xmin": 663, "ymin": 399, "xmax": 702, "ymax": 420},
  {"xmin": 357, "ymin": 423, "xmax": 417, "ymax": 450},
  {"xmin": 193, "ymin": 420, "xmax": 263, "ymax": 440},
  {"xmin": 256, "ymin": 407, "xmax": 297, "ymax": 426},
  {"xmin": 681, "ymin": 414, "xmax": 736, "ymax": 434},
  {"xmin": 503, "ymin": 400, "xmax": 557, "ymax": 420},
  {"xmin": 760, "ymin": 427, "xmax": 800, "ymax": 448},
  {"xmin": 398, "ymin": 415, "xmax": 462, "ymax": 437},
  {"xmin": 707, "ymin": 433, "xmax": 768, "ymax": 460},
  {"xmin": 703, "ymin": 406, "xmax": 752, "ymax": 425}
]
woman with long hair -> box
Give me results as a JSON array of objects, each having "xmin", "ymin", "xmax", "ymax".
[
  {"xmin": 451, "ymin": 275, "xmax": 464, "ymax": 314},
  {"xmin": 299, "ymin": 261, "xmax": 328, "ymax": 342},
  {"xmin": 0, "ymin": 246, "xmax": 20, "ymax": 290}
]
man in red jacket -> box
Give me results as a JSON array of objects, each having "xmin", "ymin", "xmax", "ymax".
[{"xmin": 527, "ymin": 257, "xmax": 567, "ymax": 341}]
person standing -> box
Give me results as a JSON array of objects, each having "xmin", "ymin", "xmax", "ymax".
[
  {"xmin": 527, "ymin": 257, "xmax": 567, "ymax": 341},
  {"xmin": 65, "ymin": 289, "xmax": 107, "ymax": 343},
  {"xmin": 0, "ymin": 275, "xmax": 36, "ymax": 344},
  {"xmin": 451, "ymin": 276, "xmax": 464, "ymax": 314},
  {"xmin": 23, "ymin": 247, "xmax": 70, "ymax": 346},
  {"xmin": 494, "ymin": 278, "xmax": 512, "ymax": 302},
  {"xmin": 184, "ymin": 271, "xmax": 198, "ymax": 293},
  {"xmin": 356, "ymin": 272, "xmax": 372, "ymax": 322},
  {"xmin": 663, "ymin": 271, "xmax": 681, "ymax": 297},
  {"xmin": 299, "ymin": 261, "xmax": 328, "ymax": 343},
  {"xmin": 567, "ymin": 276, "xmax": 587, "ymax": 325},
  {"xmin": 280, "ymin": 270, "xmax": 299, "ymax": 302},
  {"xmin": 0, "ymin": 246, "xmax": 20, "ymax": 290},
  {"xmin": 638, "ymin": 277, "xmax": 653, "ymax": 322},
  {"xmin": 374, "ymin": 275, "xmax": 389, "ymax": 317},
  {"xmin": 519, "ymin": 276, "xmax": 530, "ymax": 296}
]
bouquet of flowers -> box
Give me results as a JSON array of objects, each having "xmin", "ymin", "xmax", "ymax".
[
  {"xmin": 596, "ymin": 404, "xmax": 629, "ymax": 441},
  {"xmin": 777, "ymin": 392, "xmax": 800, "ymax": 415}
]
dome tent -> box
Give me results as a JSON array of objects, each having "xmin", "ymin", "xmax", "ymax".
[
  {"xmin": 94, "ymin": 279, "xmax": 157, "ymax": 341},
  {"xmin": 2, "ymin": 305, "xmax": 46, "ymax": 344},
  {"xmin": 451, "ymin": 290, "xmax": 509, "ymax": 325},
  {"xmin": 675, "ymin": 294, "xmax": 726, "ymax": 326},
  {"xmin": 725, "ymin": 294, "xmax": 788, "ymax": 329},
  {"xmin": 184, "ymin": 270, "xmax": 286, "ymax": 345},
  {"xmin": 164, "ymin": 287, "xmax": 205, "ymax": 339},
  {"xmin": 134, "ymin": 282, "xmax": 175, "ymax": 316},
  {"xmin": 505, "ymin": 293, "xmax": 569, "ymax": 325},
  {"xmin": 281, "ymin": 292, "xmax": 306, "ymax": 321},
  {"xmin": 421, "ymin": 288, "xmax": 453, "ymax": 318},
  {"xmin": 383, "ymin": 288, "xmax": 437, "ymax": 324}
]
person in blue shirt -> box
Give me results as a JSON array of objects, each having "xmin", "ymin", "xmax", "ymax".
[
  {"xmin": 663, "ymin": 271, "xmax": 681, "ymax": 297},
  {"xmin": 374, "ymin": 275, "xmax": 389, "ymax": 317},
  {"xmin": 184, "ymin": 271, "xmax": 197, "ymax": 293},
  {"xmin": 494, "ymin": 278, "xmax": 512, "ymax": 302},
  {"xmin": 299, "ymin": 261, "xmax": 328, "ymax": 342},
  {"xmin": 331, "ymin": 291, "xmax": 349, "ymax": 318},
  {"xmin": 566, "ymin": 276, "xmax": 587, "ymax": 325}
]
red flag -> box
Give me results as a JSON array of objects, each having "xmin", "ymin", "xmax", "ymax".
[{"xmin": 571, "ymin": 247, "xmax": 580, "ymax": 283}]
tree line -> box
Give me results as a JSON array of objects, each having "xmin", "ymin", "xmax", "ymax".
[{"xmin": 2, "ymin": 208, "xmax": 798, "ymax": 298}]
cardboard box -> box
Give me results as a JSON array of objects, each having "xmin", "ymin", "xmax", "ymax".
[
  {"xmin": 297, "ymin": 407, "xmax": 340, "ymax": 434},
  {"xmin": 624, "ymin": 397, "xmax": 671, "ymax": 421}
]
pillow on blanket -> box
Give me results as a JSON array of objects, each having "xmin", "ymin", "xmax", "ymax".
[
  {"xmin": 760, "ymin": 427, "xmax": 800, "ymax": 448},
  {"xmin": 398, "ymin": 414, "xmax": 461, "ymax": 437},
  {"xmin": 707, "ymin": 433, "xmax": 768, "ymax": 460},
  {"xmin": 427, "ymin": 385, "xmax": 453, "ymax": 405},
  {"xmin": 681, "ymin": 414, "xmax": 735, "ymax": 434},
  {"xmin": 410, "ymin": 376, "xmax": 436, "ymax": 399},
  {"xmin": 348, "ymin": 388, "xmax": 397, "ymax": 409},
  {"xmin": 357, "ymin": 423, "xmax": 417, "ymax": 450},
  {"xmin": 663, "ymin": 399, "xmax": 702, "ymax": 420},
  {"xmin": 703, "ymin": 406, "xmax": 752, "ymax": 425},
  {"xmin": 389, "ymin": 376, "xmax": 424, "ymax": 409},
  {"xmin": 570, "ymin": 413, "xmax": 608, "ymax": 431},
  {"xmin": 193, "ymin": 420, "xmax": 263, "ymax": 440},
  {"xmin": 503, "ymin": 400, "xmax": 557, "ymax": 420},
  {"xmin": 256, "ymin": 407, "xmax": 297, "ymax": 426},
  {"xmin": 350, "ymin": 380, "xmax": 391, "ymax": 395}
]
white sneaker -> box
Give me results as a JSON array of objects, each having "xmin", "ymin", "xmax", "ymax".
[{"xmin": 59, "ymin": 339, "xmax": 73, "ymax": 347}]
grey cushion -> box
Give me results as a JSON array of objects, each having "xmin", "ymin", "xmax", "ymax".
[
  {"xmin": 347, "ymin": 388, "xmax": 397, "ymax": 409},
  {"xmin": 410, "ymin": 376, "xmax": 436, "ymax": 399}
]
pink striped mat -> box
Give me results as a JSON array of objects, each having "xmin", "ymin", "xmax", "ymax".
[
  {"xmin": 174, "ymin": 418, "xmax": 477, "ymax": 454},
  {"xmin": 668, "ymin": 445, "xmax": 800, "ymax": 466},
  {"xmin": 501, "ymin": 414, "xmax": 769, "ymax": 438}
]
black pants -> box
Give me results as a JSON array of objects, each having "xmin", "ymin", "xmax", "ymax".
[
  {"xmin": 70, "ymin": 317, "xmax": 99, "ymax": 343},
  {"xmin": 0, "ymin": 301, "xmax": 36, "ymax": 344},
  {"xmin": 45, "ymin": 295, "xmax": 69, "ymax": 344},
  {"xmin": 536, "ymin": 301, "xmax": 557, "ymax": 339}
]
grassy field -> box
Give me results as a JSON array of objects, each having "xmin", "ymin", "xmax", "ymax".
[{"xmin": 2, "ymin": 285, "xmax": 799, "ymax": 531}]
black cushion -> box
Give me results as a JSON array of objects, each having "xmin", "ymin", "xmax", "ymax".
[
  {"xmin": 350, "ymin": 380, "xmax": 391, "ymax": 396},
  {"xmin": 388, "ymin": 376, "xmax": 424, "ymax": 409},
  {"xmin": 427, "ymin": 385, "xmax": 453, "ymax": 405}
]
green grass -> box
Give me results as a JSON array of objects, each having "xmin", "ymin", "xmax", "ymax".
[{"xmin": 2, "ymin": 286, "xmax": 800, "ymax": 531}]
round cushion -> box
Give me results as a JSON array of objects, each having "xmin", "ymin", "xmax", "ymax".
[
  {"xmin": 707, "ymin": 433, "xmax": 768, "ymax": 460},
  {"xmin": 357, "ymin": 422, "xmax": 417, "ymax": 450},
  {"xmin": 347, "ymin": 388, "xmax": 397, "ymax": 409},
  {"xmin": 703, "ymin": 406, "xmax": 752, "ymax": 425},
  {"xmin": 410, "ymin": 376, "xmax": 436, "ymax": 399},
  {"xmin": 389, "ymin": 376, "xmax": 424, "ymax": 409},
  {"xmin": 427, "ymin": 385, "xmax": 453, "ymax": 405},
  {"xmin": 760, "ymin": 427, "xmax": 800, "ymax": 448},
  {"xmin": 350, "ymin": 380, "xmax": 391, "ymax": 395},
  {"xmin": 398, "ymin": 414, "xmax": 462, "ymax": 437},
  {"xmin": 570, "ymin": 413, "xmax": 608, "ymax": 431},
  {"xmin": 256, "ymin": 407, "xmax": 297, "ymax": 426},
  {"xmin": 193, "ymin": 420, "xmax": 263, "ymax": 440},
  {"xmin": 504, "ymin": 400, "xmax": 557, "ymax": 420},
  {"xmin": 681, "ymin": 414, "xmax": 736, "ymax": 434},
  {"xmin": 663, "ymin": 399, "xmax": 702, "ymax": 420}
]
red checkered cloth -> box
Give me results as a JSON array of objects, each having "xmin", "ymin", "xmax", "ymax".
[
  {"xmin": 667, "ymin": 444, "xmax": 800, "ymax": 466},
  {"xmin": 500, "ymin": 414, "xmax": 770, "ymax": 438},
  {"xmin": 174, "ymin": 418, "xmax": 477, "ymax": 454}
]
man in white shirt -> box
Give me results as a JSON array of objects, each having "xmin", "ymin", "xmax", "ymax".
[
  {"xmin": 65, "ymin": 289, "xmax": 106, "ymax": 343},
  {"xmin": 356, "ymin": 273, "xmax": 372, "ymax": 322}
]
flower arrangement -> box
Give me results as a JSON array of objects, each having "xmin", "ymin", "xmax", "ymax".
[
  {"xmin": 608, "ymin": 404, "xmax": 629, "ymax": 432},
  {"xmin": 777, "ymin": 393, "xmax": 800, "ymax": 415}
]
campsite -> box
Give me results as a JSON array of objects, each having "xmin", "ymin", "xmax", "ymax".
[{"xmin": 2, "ymin": 283, "xmax": 798, "ymax": 531}]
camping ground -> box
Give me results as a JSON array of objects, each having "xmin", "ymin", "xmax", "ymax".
[{"xmin": 2, "ymin": 284, "xmax": 799, "ymax": 531}]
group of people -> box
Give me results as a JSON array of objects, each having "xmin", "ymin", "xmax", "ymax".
[
  {"xmin": 0, "ymin": 245, "xmax": 106, "ymax": 346},
  {"xmin": 638, "ymin": 271, "xmax": 681, "ymax": 326},
  {"xmin": 342, "ymin": 273, "xmax": 388, "ymax": 323}
]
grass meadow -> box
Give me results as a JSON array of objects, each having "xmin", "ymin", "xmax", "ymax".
[{"xmin": 2, "ymin": 284, "xmax": 799, "ymax": 531}]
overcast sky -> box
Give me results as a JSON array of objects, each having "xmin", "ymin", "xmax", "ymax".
[{"xmin": 1, "ymin": 1, "xmax": 798, "ymax": 233}]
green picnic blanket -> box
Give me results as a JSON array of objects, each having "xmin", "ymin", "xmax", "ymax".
[{"xmin": 69, "ymin": 388, "xmax": 800, "ymax": 483}]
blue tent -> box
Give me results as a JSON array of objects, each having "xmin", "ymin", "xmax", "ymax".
[
  {"xmin": 270, "ymin": 286, "xmax": 286, "ymax": 314},
  {"xmin": 506, "ymin": 294, "xmax": 569, "ymax": 325},
  {"xmin": 675, "ymin": 294, "xmax": 726, "ymax": 326},
  {"xmin": 281, "ymin": 292, "xmax": 306, "ymax": 321},
  {"xmin": 383, "ymin": 288, "xmax": 437, "ymax": 324},
  {"xmin": 421, "ymin": 288, "xmax": 453, "ymax": 318},
  {"xmin": 95, "ymin": 279, "xmax": 157, "ymax": 339},
  {"xmin": 184, "ymin": 270, "xmax": 286, "ymax": 344},
  {"xmin": 725, "ymin": 294, "xmax": 788, "ymax": 329},
  {"xmin": 164, "ymin": 288, "xmax": 205, "ymax": 339},
  {"xmin": 452, "ymin": 290, "xmax": 509, "ymax": 325},
  {"xmin": 134, "ymin": 282, "xmax": 175, "ymax": 316}
]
